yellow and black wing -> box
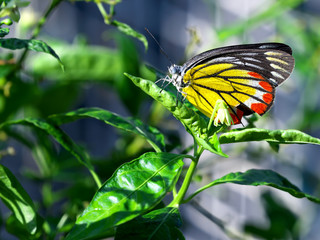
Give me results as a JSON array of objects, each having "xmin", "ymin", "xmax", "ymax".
[{"xmin": 180, "ymin": 43, "xmax": 294, "ymax": 124}]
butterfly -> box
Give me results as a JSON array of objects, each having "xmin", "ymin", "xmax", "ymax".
[{"xmin": 167, "ymin": 43, "xmax": 295, "ymax": 124}]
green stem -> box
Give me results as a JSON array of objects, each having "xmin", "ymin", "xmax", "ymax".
[
  {"xmin": 183, "ymin": 172, "xmax": 225, "ymax": 203},
  {"xmin": 109, "ymin": 3, "xmax": 115, "ymax": 17},
  {"xmin": 168, "ymin": 145, "xmax": 204, "ymax": 207},
  {"xmin": 89, "ymin": 168, "xmax": 102, "ymax": 188},
  {"xmin": 33, "ymin": 0, "xmax": 63, "ymax": 38},
  {"xmin": 96, "ymin": 1, "xmax": 111, "ymax": 24},
  {"xmin": 172, "ymin": 185, "xmax": 177, "ymax": 198}
]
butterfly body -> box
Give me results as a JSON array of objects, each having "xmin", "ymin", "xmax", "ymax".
[{"xmin": 168, "ymin": 43, "xmax": 295, "ymax": 124}]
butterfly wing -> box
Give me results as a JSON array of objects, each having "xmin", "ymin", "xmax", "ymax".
[{"xmin": 180, "ymin": 43, "xmax": 294, "ymax": 123}]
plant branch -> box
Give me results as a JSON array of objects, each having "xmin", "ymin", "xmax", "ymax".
[
  {"xmin": 17, "ymin": 0, "xmax": 64, "ymax": 67},
  {"xmin": 168, "ymin": 145, "xmax": 204, "ymax": 207},
  {"xmin": 190, "ymin": 200, "xmax": 244, "ymax": 240},
  {"xmin": 89, "ymin": 168, "xmax": 102, "ymax": 189},
  {"xmin": 182, "ymin": 177, "xmax": 218, "ymax": 203},
  {"xmin": 95, "ymin": 1, "xmax": 117, "ymax": 24},
  {"xmin": 96, "ymin": 1, "xmax": 110, "ymax": 23}
]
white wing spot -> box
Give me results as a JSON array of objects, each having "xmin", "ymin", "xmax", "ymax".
[
  {"xmin": 245, "ymin": 62, "xmax": 264, "ymax": 69},
  {"xmin": 243, "ymin": 57, "xmax": 261, "ymax": 63},
  {"xmin": 239, "ymin": 52, "xmax": 258, "ymax": 56},
  {"xmin": 269, "ymin": 78, "xmax": 278, "ymax": 84},
  {"xmin": 210, "ymin": 57, "xmax": 237, "ymax": 63},
  {"xmin": 271, "ymin": 71, "xmax": 284, "ymax": 79}
]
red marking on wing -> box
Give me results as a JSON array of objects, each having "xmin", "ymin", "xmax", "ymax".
[
  {"xmin": 263, "ymin": 93, "xmax": 273, "ymax": 104},
  {"xmin": 251, "ymin": 103, "xmax": 268, "ymax": 115},
  {"xmin": 248, "ymin": 71, "xmax": 264, "ymax": 80},
  {"xmin": 259, "ymin": 81, "xmax": 273, "ymax": 92},
  {"xmin": 230, "ymin": 109, "xmax": 244, "ymax": 125}
]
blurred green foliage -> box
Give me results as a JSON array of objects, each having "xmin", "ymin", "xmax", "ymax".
[{"xmin": 245, "ymin": 191, "xmax": 299, "ymax": 239}]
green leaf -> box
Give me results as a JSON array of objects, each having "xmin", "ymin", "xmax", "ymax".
[
  {"xmin": 187, "ymin": 169, "xmax": 320, "ymax": 204},
  {"xmin": 0, "ymin": 38, "xmax": 63, "ymax": 67},
  {"xmin": 0, "ymin": 118, "xmax": 92, "ymax": 169},
  {"xmin": 0, "ymin": 27, "xmax": 10, "ymax": 37},
  {"xmin": 115, "ymin": 207, "xmax": 184, "ymax": 240},
  {"xmin": 0, "ymin": 0, "xmax": 30, "ymax": 22},
  {"xmin": 4, "ymin": 0, "xmax": 30, "ymax": 8},
  {"xmin": 125, "ymin": 73, "xmax": 227, "ymax": 157},
  {"xmin": 0, "ymin": 164, "xmax": 37, "ymax": 235},
  {"xmin": 112, "ymin": 20, "xmax": 148, "ymax": 51},
  {"xmin": 65, "ymin": 152, "xmax": 185, "ymax": 240},
  {"xmin": 219, "ymin": 128, "xmax": 320, "ymax": 145},
  {"xmin": 5, "ymin": 214, "xmax": 42, "ymax": 240},
  {"xmin": 49, "ymin": 107, "xmax": 166, "ymax": 152},
  {"xmin": 29, "ymin": 43, "xmax": 120, "ymax": 81}
]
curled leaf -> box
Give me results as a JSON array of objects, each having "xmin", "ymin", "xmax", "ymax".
[
  {"xmin": 0, "ymin": 38, "xmax": 63, "ymax": 68},
  {"xmin": 186, "ymin": 169, "xmax": 320, "ymax": 204}
]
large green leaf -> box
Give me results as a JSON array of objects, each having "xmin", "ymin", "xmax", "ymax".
[
  {"xmin": 125, "ymin": 73, "xmax": 227, "ymax": 157},
  {"xmin": 49, "ymin": 107, "xmax": 166, "ymax": 152},
  {"xmin": 0, "ymin": 38, "xmax": 62, "ymax": 66},
  {"xmin": 0, "ymin": 118, "xmax": 92, "ymax": 169},
  {"xmin": 0, "ymin": 164, "xmax": 37, "ymax": 235},
  {"xmin": 65, "ymin": 152, "xmax": 185, "ymax": 240},
  {"xmin": 115, "ymin": 207, "xmax": 184, "ymax": 240},
  {"xmin": 219, "ymin": 128, "xmax": 320, "ymax": 145},
  {"xmin": 186, "ymin": 169, "xmax": 320, "ymax": 204}
]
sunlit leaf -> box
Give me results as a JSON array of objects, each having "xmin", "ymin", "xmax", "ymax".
[
  {"xmin": 0, "ymin": 164, "xmax": 37, "ymax": 235},
  {"xmin": 219, "ymin": 128, "xmax": 320, "ymax": 145},
  {"xmin": 65, "ymin": 152, "xmax": 185, "ymax": 240}
]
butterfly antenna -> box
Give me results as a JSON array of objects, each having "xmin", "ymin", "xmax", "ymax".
[{"xmin": 145, "ymin": 28, "xmax": 174, "ymax": 65}]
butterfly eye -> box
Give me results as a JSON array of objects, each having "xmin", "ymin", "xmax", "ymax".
[{"xmin": 169, "ymin": 64, "xmax": 181, "ymax": 75}]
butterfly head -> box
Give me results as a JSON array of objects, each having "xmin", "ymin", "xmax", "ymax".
[{"xmin": 168, "ymin": 64, "xmax": 188, "ymax": 91}]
